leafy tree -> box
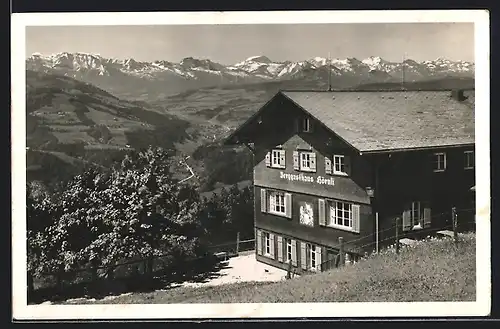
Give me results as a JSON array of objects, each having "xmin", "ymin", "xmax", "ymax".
[
  {"xmin": 27, "ymin": 181, "xmax": 64, "ymax": 292},
  {"xmin": 27, "ymin": 146, "xmax": 215, "ymax": 297}
]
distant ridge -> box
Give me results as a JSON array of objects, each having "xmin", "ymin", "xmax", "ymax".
[{"xmin": 26, "ymin": 52, "xmax": 475, "ymax": 100}]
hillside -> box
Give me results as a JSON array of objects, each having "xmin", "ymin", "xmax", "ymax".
[
  {"xmin": 26, "ymin": 70, "xmax": 201, "ymax": 185},
  {"xmin": 25, "ymin": 70, "xmax": 252, "ymax": 191},
  {"xmin": 64, "ymin": 233, "xmax": 476, "ymax": 304}
]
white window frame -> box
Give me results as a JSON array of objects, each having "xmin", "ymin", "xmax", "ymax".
[
  {"xmin": 264, "ymin": 232, "xmax": 271, "ymax": 256},
  {"xmin": 308, "ymin": 244, "xmax": 317, "ymax": 271},
  {"xmin": 285, "ymin": 238, "xmax": 292, "ymax": 263},
  {"xmin": 333, "ymin": 154, "xmax": 347, "ymax": 175},
  {"xmin": 269, "ymin": 191, "xmax": 286, "ymax": 216},
  {"xmin": 328, "ymin": 201, "xmax": 354, "ymax": 231},
  {"xmin": 271, "ymin": 149, "xmax": 284, "ymax": 169},
  {"xmin": 433, "ymin": 152, "xmax": 447, "ymax": 172},
  {"xmin": 299, "ymin": 151, "xmax": 315, "ymax": 172},
  {"xmin": 411, "ymin": 201, "xmax": 423, "ymax": 230},
  {"xmin": 464, "ymin": 151, "xmax": 474, "ymax": 170},
  {"xmin": 302, "ymin": 117, "xmax": 311, "ymax": 132}
]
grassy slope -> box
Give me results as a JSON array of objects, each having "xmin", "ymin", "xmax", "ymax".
[{"xmin": 65, "ymin": 232, "xmax": 476, "ymax": 304}]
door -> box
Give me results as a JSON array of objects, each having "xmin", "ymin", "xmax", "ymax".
[{"xmin": 325, "ymin": 249, "xmax": 338, "ymax": 271}]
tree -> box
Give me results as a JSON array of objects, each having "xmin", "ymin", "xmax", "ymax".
[
  {"xmin": 27, "ymin": 146, "xmax": 217, "ymax": 297},
  {"xmin": 27, "ymin": 181, "xmax": 65, "ymax": 293}
]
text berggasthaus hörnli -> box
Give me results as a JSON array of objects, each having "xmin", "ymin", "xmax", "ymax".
[{"xmin": 280, "ymin": 172, "xmax": 334, "ymax": 186}]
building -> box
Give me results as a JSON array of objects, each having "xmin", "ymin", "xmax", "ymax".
[{"xmin": 224, "ymin": 89, "xmax": 475, "ymax": 274}]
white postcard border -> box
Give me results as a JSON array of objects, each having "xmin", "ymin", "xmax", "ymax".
[{"xmin": 11, "ymin": 10, "xmax": 491, "ymax": 320}]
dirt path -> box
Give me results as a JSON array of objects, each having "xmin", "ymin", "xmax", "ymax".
[{"xmin": 175, "ymin": 253, "xmax": 290, "ymax": 288}]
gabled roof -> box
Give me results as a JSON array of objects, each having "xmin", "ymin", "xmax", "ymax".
[{"xmin": 226, "ymin": 89, "xmax": 475, "ymax": 153}]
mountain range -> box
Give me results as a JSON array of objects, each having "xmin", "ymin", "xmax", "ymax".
[{"xmin": 26, "ymin": 52, "xmax": 475, "ymax": 100}]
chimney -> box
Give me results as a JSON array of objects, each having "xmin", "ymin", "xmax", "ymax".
[{"xmin": 451, "ymin": 89, "xmax": 467, "ymax": 102}]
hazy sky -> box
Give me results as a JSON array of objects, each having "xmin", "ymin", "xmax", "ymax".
[{"xmin": 25, "ymin": 23, "xmax": 474, "ymax": 64}]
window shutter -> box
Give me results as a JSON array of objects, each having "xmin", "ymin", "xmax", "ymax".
[
  {"xmin": 308, "ymin": 119, "xmax": 314, "ymax": 133},
  {"xmin": 277, "ymin": 236, "xmax": 283, "ymax": 262},
  {"xmin": 402, "ymin": 209, "xmax": 411, "ymax": 232},
  {"xmin": 325, "ymin": 156, "xmax": 332, "ymax": 175},
  {"xmin": 324, "ymin": 247, "xmax": 329, "ymax": 270},
  {"xmin": 260, "ymin": 189, "xmax": 267, "ymax": 213},
  {"xmin": 256, "ymin": 230, "xmax": 262, "ymax": 255},
  {"xmin": 269, "ymin": 233, "xmax": 275, "ymax": 259},
  {"xmin": 300, "ymin": 242, "xmax": 307, "ymax": 270},
  {"xmin": 423, "ymin": 207, "xmax": 431, "ymax": 228},
  {"xmin": 310, "ymin": 152, "xmax": 317, "ymax": 172},
  {"xmin": 293, "ymin": 151, "xmax": 299, "ymax": 170},
  {"xmin": 279, "ymin": 150, "xmax": 286, "ymax": 169},
  {"xmin": 291, "ymin": 240, "xmax": 297, "ymax": 266},
  {"xmin": 318, "ymin": 199, "xmax": 326, "ymax": 226},
  {"xmin": 344, "ymin": 155, "xmax": 352, "ymax": 176},
  {"xmin": 265, "ymin": 152, "xmax": 271, "ymax": 167},
  {"xmin": 316, "ymin": 247, "xmax": 322, "ymax": 272},
  {"xmin": 352, "ymin": 204, "xmax": 361, "ymax": 233},
  {"xmin": 285, "ymin": 193, "xmax": 292, "ymax": 218}
]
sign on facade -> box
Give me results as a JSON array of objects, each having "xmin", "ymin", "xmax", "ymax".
[{"xmin": 280, "ymin": 171, "xmax": 335, "ymax": 186}]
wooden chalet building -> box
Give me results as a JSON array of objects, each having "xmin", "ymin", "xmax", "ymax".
[{"xmin": 224, "ymin": 89, "xmax": 475, "ymax": 274}]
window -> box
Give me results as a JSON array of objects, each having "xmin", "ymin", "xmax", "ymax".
[
  {"xmin": 300, "ymin": 151, "xmax": 315, "ymax": 172},
  {"xmin": 269, "ymin": 191, "xmax": 286, "ymax": 215},
  {"xmin": 264, "ymin": 232, "xmax": 271, "ymax": 255},
  {"xmin": 433, "ymin": 152, "xmax": 447, "ymax": 172},
  {"xmin": 411, "ymin": 201, "xmax": 422, "ymax": 228},
  {"xmin": 464, "ymin": 151, "xmax": 474, "ymax": 169},
  {"xmin": 333, "ymin": 155, "xmax": 346, "ymax": 175},
  {"xmin": 261, "ymin": 189, "xmax": 291, "ymax": 218},
  {"xmin": 402, "ymin": 201, "xmax": 431, "ymax": 231},
  {"xmin": 293, "ymin": 150, "xmax": 316, "ymax": 172},
  {"xmin": 308, "ymin": 244, "xmax": 317, "ymax": 271},
  {"xmin": 285, "ymin": 238, "xmax": 292, "ymax": 263},
  {"xmin": 329, "ymin": 201, "xmax": 353, "ymax": 229},
  {"xmin": 302, "ymin": 117, "xmax": 311, "ymax": 132},
  {"xmin": 271, "ymin": 149, "xmax": 285, "ymax": 169}
]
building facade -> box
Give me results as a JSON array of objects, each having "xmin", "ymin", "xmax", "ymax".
[{"xmin": 225, "ymin": 89, "xmax": 475, "ymax": 274}]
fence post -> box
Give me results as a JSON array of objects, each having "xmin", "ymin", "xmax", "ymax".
[
  {"xmin": 236, "ymin": 231, "xmax": 240, "ymax": 254},
  {"xmin": 375, "ymin": 212, "xmax": 379, "ymax": 254},
  {"xmin": 395, "ymin": 217, "xmax": 400, "ymax": 254},
  {"xmin": 452, "ymin": 207, "xmax": 458, "ymax": 243},
  {"xmin": 338, "ymin": 237, "xmax": 345, "ymax": 267}
]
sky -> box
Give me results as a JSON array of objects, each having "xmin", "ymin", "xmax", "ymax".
[{"xmin": 25, "ymin": 23, "xmax": 474, "ymax": 64}]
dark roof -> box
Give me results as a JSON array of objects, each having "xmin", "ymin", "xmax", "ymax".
[{"xmin": 280, "ymin": 90, "xmax": 475, "ymax": 153}]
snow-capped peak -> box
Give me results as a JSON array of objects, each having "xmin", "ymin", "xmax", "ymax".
[
  {"xmin": 362, "ymin": 56, "xmax": 383, "ymax": 65},
  {"xmin": 244, "ymin": 55, "xmax": 272, "ymax": 63}
]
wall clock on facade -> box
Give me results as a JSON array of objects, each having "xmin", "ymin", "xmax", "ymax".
[{"xmin": 299, "ymin": 202, "xmax": 314, "ymax": 227}]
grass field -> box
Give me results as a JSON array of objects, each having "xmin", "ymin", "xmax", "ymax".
[{"xmin": 63, "ymin": 232, "xmax": 476, "ymax": 304}]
